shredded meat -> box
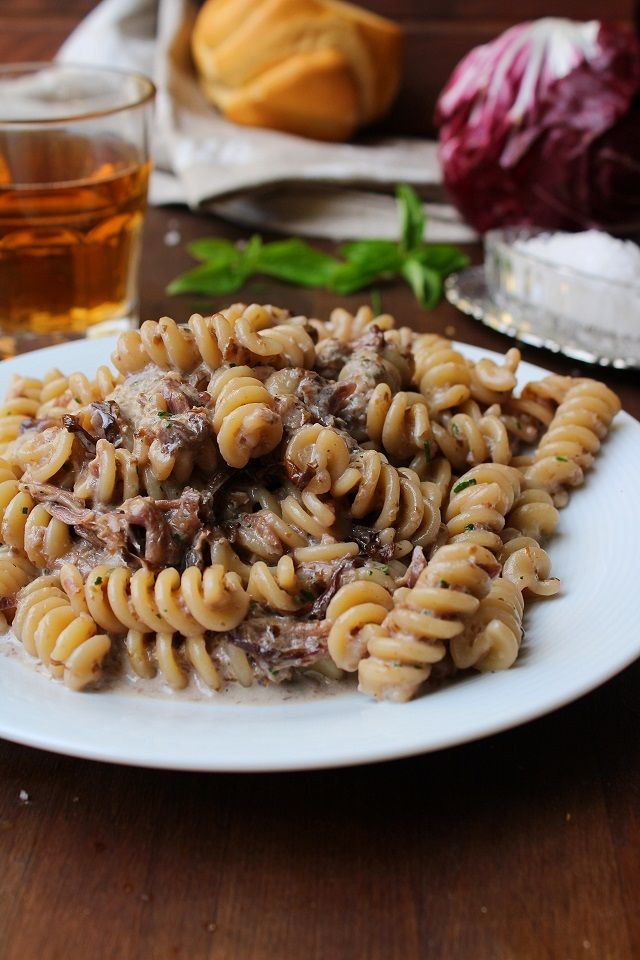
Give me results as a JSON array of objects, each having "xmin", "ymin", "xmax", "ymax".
[
  {"xmin": 226, "ymin": 510, "xmax": 288, "ymax": 562},
  {"xmin": 396, "ymin": 547, "xmax": 428, "ymax": 588},
  {"xmin": 88, "ymin": 401, "xmax": 121, "ymax": 444},
  {"xmin": 349, "ymin": 526, "xmax": 395, "ymax": 559},
  {"xmin": 84, "ymin": 496, "xmax": 182, "ymax": 570},
  {"xmin": 313, "ymin": 338, "xmax": 352, "ymax": 380},
  {"xmin": 314, "ymin": 329, "xmax": 410, "ymax": 442},
  {"xmin": 273, "ymin": 393, "xmax": 314, "ymax": 434},
  {"xmin": 155, "ymin": 487, "xmax": 204, "ymax": 549},
  {"xmin": 227, "ymin": 616, "xmax": 330, "ymax": 680},
  {"xmin": 269, "ymin": 368, "xmax": 353, "ymax": 436},
  {"xmin": 23, "ymin": 482, "xmax": 94, "ymax": 526},
  {"xmin": 150, "ymin": 409, "xmax": 215, "ymax": 458},
  {"xmin": 297, "ymin": 372, "xmax": 354, "ymax": 425}
]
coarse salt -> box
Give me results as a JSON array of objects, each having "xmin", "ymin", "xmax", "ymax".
[
  {"xmin": 492, "ymin": 229, "xmax": 640, "ymax": 342},
  {"xmin": 515, "ymin": 230, "xmax": 640, "ymax": 283}
]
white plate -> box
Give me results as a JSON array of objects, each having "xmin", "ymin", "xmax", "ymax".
[{"xmin": 0, "ymin": 336, "xmax": 639, "ymax": 772}]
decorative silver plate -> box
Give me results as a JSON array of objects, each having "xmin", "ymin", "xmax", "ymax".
[{"xmin": 445, "ymin": 266, "xmax": 640, "ymax": 370}]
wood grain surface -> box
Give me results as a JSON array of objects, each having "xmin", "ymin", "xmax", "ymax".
[{"xmin": 1, "ymin": 4, "xmax": 639, "ymax": 960}]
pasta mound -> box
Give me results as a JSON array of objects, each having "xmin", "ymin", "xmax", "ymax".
[{"xmin": 0, "ymin": 303, "xmax": 621, "ymax": 701}]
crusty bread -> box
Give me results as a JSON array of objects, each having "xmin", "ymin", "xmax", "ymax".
[{"xmin": 191, "ymin": 0, "xmax": 403, "ymax": 141}]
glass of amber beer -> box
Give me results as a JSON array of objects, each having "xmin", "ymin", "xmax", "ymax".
[{"xmin": 0, "ymin": 62, "xmax": 155, "ymax": 353}]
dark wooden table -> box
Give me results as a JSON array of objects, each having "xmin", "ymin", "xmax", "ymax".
[{"xmin": 2, "ymin": 5, "xmax": 640, "ymax": 960}]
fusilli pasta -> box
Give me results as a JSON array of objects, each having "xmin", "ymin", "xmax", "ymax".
[{"xmin": 0, "ymin": 301, "xmax": 620, "ymax": 700}]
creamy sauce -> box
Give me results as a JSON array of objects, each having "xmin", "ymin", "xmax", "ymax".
[{"xmin": 0, "ymin": 628, "xmax": 357, "ymax": 706}]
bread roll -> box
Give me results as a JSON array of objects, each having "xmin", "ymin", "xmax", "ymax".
[{"xmin": 191, "ymin": 0, "xmax": 403, "ymax": 142}]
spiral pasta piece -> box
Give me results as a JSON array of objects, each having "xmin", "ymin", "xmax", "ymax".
[
  {"xmin": 0, "ymin": 396, "xmax": 41, "ymax": 452},
  {"xmin": 63, "ymin": 563, "xmax": 250, "ymax": 637},
  {"xmin": 0, "ymin": 460, "xmax": 71, "ymax": 569},
  {"xmin": 111, "ymin": 304, "xmax": 304, "ymax": 377},
  {"xmin": 12, "ymin": 425, "xmax": 74, "ymax": 482},
  {"xmin": 246, "ymin": 556, "xmax": 301, "ymax": 612},
  {"xmin": 36, "ymin": 366, "xmax": 122, "ymax": 419},
  {"xmin": 208, "ymin": 365, "xmax": 283, "ymax": 468},
  {"xmin": 281, "ymin": 490, "xmax": 337, "ymax": 540},
  {"xmin": 445, "ymin": 463, "xmax": 522, "ymax": 554},
  {"xmin": 12, "ymin": 574, "xmax": 110, "ymax": 689},
  {"xmin": 0, "ymin": 486, "xmax": 72, "ymax": 570},
  {"xmin": 522, "ymin": 378, "xmax": 621, "ymax": 507},
  {"xmin": 327, "ymin": 579, "xmax": 394, "ymax": 671},
  {"xmin": 499, "ymin": 536, "xmax": 560, "ymax": 596},
  {"xmin": 322, "ymin": 305, "xmax": 396, "ymax": 342},
  {"xmin": 0, "ymin": 457, "xmax": 20, "ymax": 521},
  {"xmin": 0, "ymin": 548, "xmax": 37, "ymax": 629},
  {"xmin": 501, "ymin": 374, "xmax": 574, "ymax": 446},
  {"xmin": 4, "ymin": 373, "xmax": 43, "ymax": 404},
  {"xmin": 59, "ymin": 562, "xmax": 254, "ymax": 691},
  {"xmin": 330, "ymin": 450, "xmax": 427, "ymax": 539},
  {"xmin": 235, "ymin": 320, "xmax": 316, "ymax": 369},
  {"xmin": 413, "ymin": 336, "xmax": 472, "ymax": 416},
  {"xmin": 366, "ymin": 385, "xmax": 432, "ymax": 462},
  {"xmin": 73, "ymin": 439, "xmax": 140, "ymax": 504},
  {"xmin": 450, "ymin": 577, "xmax": 525, "ymax": 672},
  {"xmin": 112, "ymin": 315, "xmax": 203, "ymax": 375},
  {"xmin": 357, "ymin": 542, "xmax": 501, "ymax": 702},
  {"xmin": 432, "ymin": 401, "xmax": 511, "ymax": 471},
  {"xmin": 285, "ymin": 425, "xmax": 351, "ymax": 496},
  {"xmin": 505, "ymin": 488, "xmax": 560, "ymax": 542},
  {"xmin": 468, "ymin": 347, "xmax": 520, "ymax": 407}
]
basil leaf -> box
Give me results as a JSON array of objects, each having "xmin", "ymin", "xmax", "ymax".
[
  {"xmin": 242, "ymin": 234, "xmax": 263, "ymax": 271},
  {"xmin": 369, "ymin": 288, "xmax": 382, "ymax": 317},
  {"xmin": 255, "ymin": 238, "xmax": 341, "ymax": 286},
  {"xmin": 338, "ymin": 239, "xmax": 403, "ymax": 272},
  {"xmin": 396, "ymin": 183, "xmax": 425, "ymax": 252},
  {"xmin": 167, "ymin": 182, "xmax": 468, "ymax": 310},
  {"xmin": 330, "ymin": 240, "xmax": 403, "ymax": 293},
  {"xmin": 412, "ymin": 244, "xmax": 470, "ymax": 274},
  {"xmin": 400, "ymin": 258, "xmax": 442, "ymax": 310},
  {"xmin": 166, "ymin": 262, "xmax": 247, "ymax": 296},
  {"xmin": 186, "ymin": 237, "xmax": 242, "ymax": 267},
  {"xmin": 329, "ymin": 261, "xmax": 389, "ymax": 294}
]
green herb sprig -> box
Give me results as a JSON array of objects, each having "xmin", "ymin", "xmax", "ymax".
[{"xmin": 166, "ymin": 184, "xmax": 469, "ymax": 310}]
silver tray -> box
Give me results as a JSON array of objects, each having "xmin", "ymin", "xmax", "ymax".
[{"xmin": 445, "ymin": 266, "xmax": 640, "ymax": 370}]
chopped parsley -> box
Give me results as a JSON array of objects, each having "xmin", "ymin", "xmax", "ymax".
[{"xmin": 453, "ymin": 477, "xmax": 477, "ymax": 493}]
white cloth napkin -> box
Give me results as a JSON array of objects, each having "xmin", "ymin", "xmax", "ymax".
[{"xmin": 57, "ymin": 0, "xmax": 476, "ymax": 241}]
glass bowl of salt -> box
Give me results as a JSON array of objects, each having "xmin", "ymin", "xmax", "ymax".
[{"xmin": 481, "ymin": 226, "xmax": 640, "ymax": 366}]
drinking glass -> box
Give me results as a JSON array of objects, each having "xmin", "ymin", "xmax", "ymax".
[{"xmin": 0, "ymin": 62, "xmax": 155, "ymax": 354}]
